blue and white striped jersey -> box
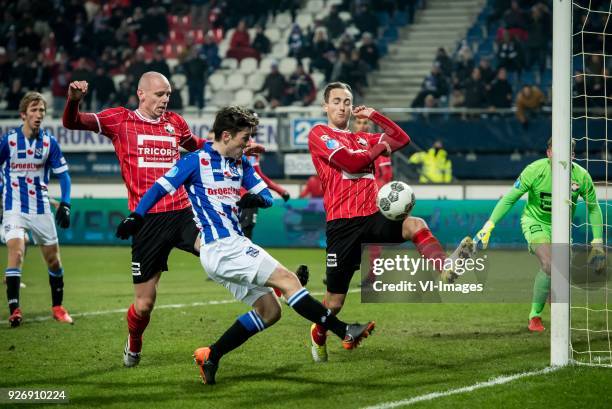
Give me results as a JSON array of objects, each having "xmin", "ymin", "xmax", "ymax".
[
  {"xmin": 0, "ymin": 126, "xmax": 69, "ymax": 214},
  {"xmin": 156, "ymin": 142, "xmax": 271, "ymax": 244}
]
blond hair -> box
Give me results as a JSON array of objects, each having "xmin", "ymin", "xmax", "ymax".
[{"xmin": 19, "ymin": 91, "xmax": 47, "ymax": 113}]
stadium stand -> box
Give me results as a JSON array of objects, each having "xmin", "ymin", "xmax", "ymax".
[{"xmin": 0, "ymin": 0, "xmax": 580, "ymax": 182}]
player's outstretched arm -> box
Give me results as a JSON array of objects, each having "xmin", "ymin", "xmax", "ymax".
[
  {"xmin": 474, "ymin": 183, "xmax": 526, "ymax": 248},
  {"xmin": 117, "ymin": 155, "xmax": 197, "ymax": 239},
  {"xmin": 62, "ymin": 81, "xmax": 99, "ymax": 132},
  {"xmin": 253, "ymin": 163, "xmax": 290, "ymax": 201},
  {"xmin": 353, "ymin": 106, "xmax": 410, "ymax": 151}
]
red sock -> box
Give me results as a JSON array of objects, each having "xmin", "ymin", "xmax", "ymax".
[
  {"xmin": 312, "ymin": 300, "xmax": 328, "ymax": 345},
  {"xmin": 127, "ymin": 304, "xmax": 150, "ymax": 353},
  {"xmin": 412, "ymin": 228, "xmax": 446, "ymax": 271},
  {"xmin": 273, "ymin": 288, "xmax": 282, "ymax": 297}
]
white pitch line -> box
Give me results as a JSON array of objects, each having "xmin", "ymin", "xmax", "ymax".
[
  {"xmin": 361, "ymin": 366, "xmax": 561, "ymax": 409},
  {"xmin": 27, "ymin": 288, "xmax": 360, "ymax": 322}
]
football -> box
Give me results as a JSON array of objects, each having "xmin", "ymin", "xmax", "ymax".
[{"xmin": 377, "ymin": 181, "xmax": 416, "ymax": 221}]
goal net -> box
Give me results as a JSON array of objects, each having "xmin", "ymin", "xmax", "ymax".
[{"xmin": 569, "ymin": 0, "xmax": 612, "ymax": 367}]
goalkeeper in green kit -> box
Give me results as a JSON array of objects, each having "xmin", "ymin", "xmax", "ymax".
[{"xmin": 474, "ymin": 138, "xmax": 604, "ymax": 332}]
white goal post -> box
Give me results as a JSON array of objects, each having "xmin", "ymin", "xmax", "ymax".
[{"xmin": 551, "ymin": 0, "xmax": 571, "ymax": 367}]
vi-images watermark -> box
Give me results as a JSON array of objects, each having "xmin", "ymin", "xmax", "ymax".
[{"xmin": 369, "ymin": 254, "xmax": 487, "ymax": 294}]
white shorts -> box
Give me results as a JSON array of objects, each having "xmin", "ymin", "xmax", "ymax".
[
  {"xmin": 200, "ymin": 235, "xmax": 278, "ymax": 306},
  {"xmin": 2, "ymin": 212, "xmax": 58, "ymax": 245}
]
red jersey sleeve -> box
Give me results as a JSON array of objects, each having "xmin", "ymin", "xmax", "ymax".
[
  {"xmin": 172, "ymin": 112, "xmax": 204, "ymax": 151},
  {"xmin": 62, "ymin": 99, "xmax": 102, "ymax": 133},
  {"xmin": 95, "ymin": 107, "xmax": 128, "ymax": 140},
  {"xmin": 370, "ymin": 111, "xmax": 410, "ymax": 151},
  {"xmin": 360, "ymin": 131, "xmax": 384, "ymax": 146}
]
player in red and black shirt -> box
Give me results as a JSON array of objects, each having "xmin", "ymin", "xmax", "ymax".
[
  {"xmin": 307, "ymin": 82, "xmax": 473, "ymax": 362},
  {"xmin": 62, "ymin": 72, "xmax": 263, "ymax": 367}
]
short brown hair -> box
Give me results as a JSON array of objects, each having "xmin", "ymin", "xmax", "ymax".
[
  {"xmin": 212, "ymin": 106, "xmax": 259, "ymax": 141},
  {"xmin": 323, "ymin": 82, "xmax": 352, "ymax": 103},
  {"xmin": 19, "ymin": 91, "xmax": 47, "ymax": 113}
]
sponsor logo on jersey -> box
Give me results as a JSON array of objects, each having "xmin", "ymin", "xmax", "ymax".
[
  {"xmin": 164, "ymin": 123, "xmax": 175, "ymax": 134},
  {"xmin": 137, "ymin": 134, "xmax": 178, "ymax": 168},
  {"xmin": 224, "ymin": 162, "xmax": 241, "ymax": 180},
  {"xmin": 325, "ymin": 139, "xmax": 340, "ymax": 150},
  {"xmin": 320, "ymin": 134, "xmax": 330, "ymax": 142},
  {"xmin": 326, "ymin": 253, "xmax": 337, "ymax": 267},
  {"xmin": 246, "ymin": 246, "xmax": 260, "ymax": 258},
  {"xmin": 207, "ymin": 187, "xmax": 241, "ymax": 196},
  {"xmin": 10, "ymin": 162, "xmax": 43, "ymax": 171}
]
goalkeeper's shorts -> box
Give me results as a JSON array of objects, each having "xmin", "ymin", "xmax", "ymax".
[{"xmin": 521, "ymin": 216, "xmax": 551, "ymax": 253}]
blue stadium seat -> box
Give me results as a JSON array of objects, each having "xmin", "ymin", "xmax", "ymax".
[
  {"xmin": 467, "ymin": 25, "xmax": 482, "ymax": 38},
  {"xmin": 377, "ymin": 38, "xmax": 389, "ymax": 56},
  {"xmin": 521, "ymin": 71, "xmax": 535, "ymax": 85},
  {"xmin": 376, "ymin": 11, "xmax": 390, "ymax": 27},
  {"xmin": 391, "ymin": 11, "xmax": 408, "ymax": 27},
  {"xmin": 383, "ymin": 26, "xmax": 399, "ymax": 42}
]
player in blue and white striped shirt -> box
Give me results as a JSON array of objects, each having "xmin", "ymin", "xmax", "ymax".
[
  {"xmin": 117, "ymin": 106, "xmax": 376, "ymax": 385},
  {"xmin": 0, "ymin": 92, "xmax": 73, "ymax": 327}
]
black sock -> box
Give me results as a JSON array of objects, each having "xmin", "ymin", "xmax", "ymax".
[
  {"xmin": 49, "ymin": 273, "xmax": 64, "ymax": 307},
  {"xmin": 209, "ymin": 310, "xmax": 265, "ymax": 364},
  {"xmin": 6, "ymin": 269, "xmax": 21, "ymax": 314},
  {"xmin": 287, "ymin": 289, "xmax": 347, "ymax": 339}
]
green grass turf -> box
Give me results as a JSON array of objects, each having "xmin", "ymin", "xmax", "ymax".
[{"xmin": 0, "ymin": 246, "xmax": 610, "ymax": 409}]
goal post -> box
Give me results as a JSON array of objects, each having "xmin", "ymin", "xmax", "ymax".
[{"xmin": 550, "ymin": 0, "xmax": 572, "ymax": 367}]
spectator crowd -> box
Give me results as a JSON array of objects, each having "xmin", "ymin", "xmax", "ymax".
[{"xmin": 0, "ymin": 0, "xmax": 411, "ymax": 114}]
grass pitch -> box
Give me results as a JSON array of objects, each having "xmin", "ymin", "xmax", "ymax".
[{"xmin": 0, "ymin": 246, "xmax": 610, "ymax": 408}]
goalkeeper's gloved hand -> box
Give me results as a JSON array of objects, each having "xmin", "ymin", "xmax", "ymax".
[
  {"xmin": 236, "ymin": 193, "xmax": 267, "ymax": 209},
  {"xmin": 116, "ymin": 212, "xmax": 144, "ymax": 240},
  {"xmin": 474, "ymin": 220, "xmax": 495, "ymax": 249},
  {"xmin": 588, "ymin": 239, "xmax": 606, "ymax": 274},
  {"xmin": 55, "ymin": 202, "xmax": 71, "ymax": 229},
  {"xmin": 281, "ymin": 191, "xmax": 290, "ymax": 202}
]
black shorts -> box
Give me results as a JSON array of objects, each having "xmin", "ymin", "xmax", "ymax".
[
  {"xmin": 131, "ymin": 208, "xmax": 200, "ymax": 284},
  {"xmin": 326, "ymin": 212, "xmax": 404, "ymax": 294}
]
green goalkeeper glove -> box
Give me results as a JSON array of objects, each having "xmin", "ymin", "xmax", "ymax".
[
  {"xmin": 588, "ymin": 239, "xmax": 606, "ymax": 274},
  {"xmin": 474, "ymin": 220, "xmax": 495, "ymax": 249}
]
